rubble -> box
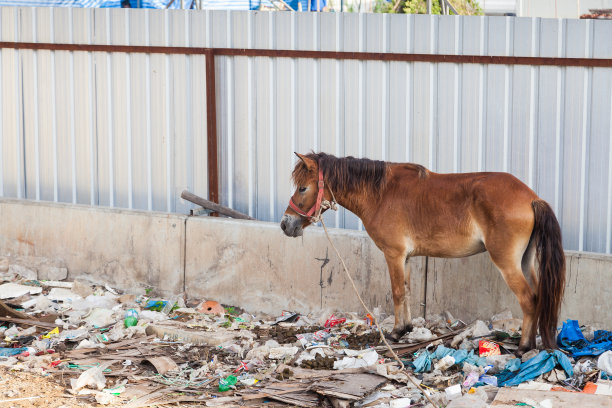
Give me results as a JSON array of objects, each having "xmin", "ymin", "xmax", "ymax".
[{"xmin": 0, "ymin": 257, "xmax": 611, "ymax": 406}]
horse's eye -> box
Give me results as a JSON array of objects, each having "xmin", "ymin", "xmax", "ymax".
[{"xmin": 299, "ymin": 187, "xmax": 307, "ymax": 193}]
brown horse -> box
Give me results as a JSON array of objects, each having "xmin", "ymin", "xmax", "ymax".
[{"xmin": 280, "ymin": 152, "xmax": 565, "ymax": 352}]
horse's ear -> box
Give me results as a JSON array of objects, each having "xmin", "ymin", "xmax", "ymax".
[{"xmin": 294, "ymin": 152, "xmax": 317, "ymax": 171}]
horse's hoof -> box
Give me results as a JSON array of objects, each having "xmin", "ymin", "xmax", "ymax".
[
  {"xmin": 386, "ymin": 324, "xmax": 414, "ymax": 342},
  {"xmin": 515, "ymin": 345, "xmax": 533, "ymax": 357}
]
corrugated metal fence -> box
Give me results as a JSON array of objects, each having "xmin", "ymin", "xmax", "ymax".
[{"xmin": 0, "ymin": 7, "xmax": 611, "ymax": 253}]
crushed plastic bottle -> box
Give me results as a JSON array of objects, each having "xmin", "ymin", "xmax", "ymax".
[
  {"xmin": 218, "ymin": 375, "xmax": 237, "ymax": 392},
  {"xmin": 161, "ymin": 295, "xmax": 178, "ymax": 315},
  {"xmin": 124, "ymin": 309, "xmax": 138, "ymax": 328}
]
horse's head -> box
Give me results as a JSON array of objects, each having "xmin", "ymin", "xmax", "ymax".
[{"xmin": 280, "ymin": 153, "xmax": 331, "ymax": 237}]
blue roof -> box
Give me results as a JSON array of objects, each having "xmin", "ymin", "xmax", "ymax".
[
  {"xmin": 0, "ymin": 0, "xmax": 330, "ymax": 11},
  {"xmin": 0, "ymin": 0, "xmax": 284, "ymax": 9}
]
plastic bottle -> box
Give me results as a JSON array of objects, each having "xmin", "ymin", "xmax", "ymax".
[
  {"xmin": 218, "ymin": 375, "xmax": 238, "ymax": 392},
  {"xmin": 161, "ymin": 295, "xmax": 178, "ymax": 315},
  {"xmin": 124, "ymin": 309, "xmax": 139, "ymax": 328}
]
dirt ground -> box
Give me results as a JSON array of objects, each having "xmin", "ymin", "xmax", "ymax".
[{"xmin": 0, "ymin": 368, "xmax": 95, "ymax": 407}]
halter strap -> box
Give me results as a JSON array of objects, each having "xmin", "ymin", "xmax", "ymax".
[{"xmin": 289, "ymin": 167, "xmax": 325, "ymax": 218}]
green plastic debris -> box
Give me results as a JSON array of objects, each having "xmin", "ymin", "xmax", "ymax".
[{"xmin": 218, "ymin": 375, "xmax": 237, "ymax": 392}]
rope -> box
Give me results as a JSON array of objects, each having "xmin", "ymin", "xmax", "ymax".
[{"xmin": 312, "ymin": 200, "xmax": 439, "ymax": 408}]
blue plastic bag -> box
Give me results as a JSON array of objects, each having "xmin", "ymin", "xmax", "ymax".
[
  {"xmin": 412, "ymin": 350, "xmax": 432, "ymax": 373},
  {"xmin": 505, "ymin": 358, "xmax": 521, "ymax": 372},
  {"xmin": 411, "ymin": 345, "xmax": 488, "ymax": 373},
  {"xmin": 0, "ymin": 347, "xmax": 26, "ymax": 357},
  {"xmin": 557, "ymin": 320, "xmax": 612, "ymax": 357},
  {"xmin": 498, "ymin": 350, "xmax": 573, "ymax": 387}
]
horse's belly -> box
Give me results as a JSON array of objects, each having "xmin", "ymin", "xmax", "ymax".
[{"xmin": 415, "ymin": 235, "xmax": 486, "ymax": 258}]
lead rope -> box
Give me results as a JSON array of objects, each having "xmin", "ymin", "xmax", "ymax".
[{"xmin": 312, "ymin": 192, "xmax": 439, "ymax": 408}]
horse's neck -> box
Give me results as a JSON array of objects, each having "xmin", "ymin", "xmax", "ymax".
[{"xmin": 333, "ymin": 189, "xmax": 370, "ymax": 220}]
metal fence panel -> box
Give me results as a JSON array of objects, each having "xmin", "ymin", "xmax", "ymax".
[{"xmin": 0, "ymin": 8, "xmax": 611, "ymax": 254}]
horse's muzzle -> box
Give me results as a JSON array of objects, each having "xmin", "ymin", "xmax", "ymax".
[{"xmin": 280, "ymin": 214, "xmax": 303, "ymax": 237}]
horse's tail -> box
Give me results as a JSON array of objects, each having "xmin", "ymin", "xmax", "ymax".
[{"xmin": 532, "ymin": 199, "xmax": 565, "ymax": 349}]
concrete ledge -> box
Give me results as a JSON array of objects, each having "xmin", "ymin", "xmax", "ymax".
[
  {"xmin": 185, "ymin": 217, "xmax": 426, "ymax": 317},
  {"xmin": 0, "ymin": 199, "xmax": 186, "ymax": 296},
  {"xmin": 425, "ymin": 250, "xmax": 612, "ymax": 328}
]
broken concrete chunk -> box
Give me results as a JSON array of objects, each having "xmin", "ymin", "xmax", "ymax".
[
  {"xmin": 9, "ymin": 264, "xmax": 37, "ymax": 280},
  {"xmin": 268, "ymin": 346, "xmax": 299, "ymax": 360},
  {"xmin": 471, "ymin": 320, "xmax": 491, "ymax": 338},
  {"xmin": 145, "ymin": 325, "xmax": 238, "ymax": 346},
  {"xmin": 38, "ymin": 265, "xmax": 68, "ymax": 281},
  {"xmin": 72, "ymin": 280, "xmax": 94, "ymax": 298}
]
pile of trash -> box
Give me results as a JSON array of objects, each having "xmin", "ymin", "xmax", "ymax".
[{"xmin": 0, "ymin": 256, "xmax": 611, "ymax": 407}]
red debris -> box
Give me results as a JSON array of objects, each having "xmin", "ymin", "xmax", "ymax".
[{"xmin": 196, "ymin": 300, "xmax": 225, "ymax": 315}]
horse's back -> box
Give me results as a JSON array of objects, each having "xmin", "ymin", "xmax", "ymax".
[{"xmin": 386, "ymin": 168, "xmax": 538, "ymax": 257}]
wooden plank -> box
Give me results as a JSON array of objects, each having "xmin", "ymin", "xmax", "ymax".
[
  {"xmin": 312, "ymin": 373, "xmax": 388, "ymax": 400},
  {"xmin": 181, "ymin": 190, "xmax": 255, "ymax": 220},
  {"xmin": 0, "ymin": 316, "xmax": 57, "ymax": 329},
  {"xmin": 0, "ymin": 300, "xmax": 37, "ymax": 321},
  {"xmin": 491, "ymin": 388, "xmax": 612, "ymax": 407}
]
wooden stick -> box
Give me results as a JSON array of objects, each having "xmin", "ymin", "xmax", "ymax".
[
  {"xmin": 242, "ymin": 387, "xmax": 310, "ymax": 401},
  {"xmin": 0, "ymin": 316, "xmax": 57, "ymax": 329},
  {"xmin": 181, "ymin": 190, "xmax": 256, "ymax": 220},
  {"xmin": 382, "ymin": 329, "xmax": 464, "ymax": 357}
]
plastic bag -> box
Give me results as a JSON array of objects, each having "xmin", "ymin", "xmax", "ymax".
[
  {"xmin": 598, "ymin": 350, "xmax": 612, "ymax": 375},
  {"xmin": 499, "ymin": 350, "xmax": 573, "ymax": 387},
  {"xmin": 333, "ymin": 349, "xmax": 378, "ymax": 370},
  {"xmin": 72, "ymin": 363, "xmax": 111, "ymax": 391}
]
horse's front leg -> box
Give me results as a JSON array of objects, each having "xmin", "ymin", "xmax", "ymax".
[{"xmin": 385, "ymin": 252, "xmax": 412, "ymax": 341}]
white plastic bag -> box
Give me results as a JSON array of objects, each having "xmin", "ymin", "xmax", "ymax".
[{"xmin": 598, "ymin": 350, "xmax": 612, "ymax": 375}]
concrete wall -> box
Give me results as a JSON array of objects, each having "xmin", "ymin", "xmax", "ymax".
[
  {"xmin": 0, "ymin": 199, "xmax": 609, "ymax": 328},
  {"xmin": 0, "ymin": 199, "xmax": 186, "ymax": 296},
  {"xmin": 185, "ymin": 216, "xmax": 426, "ymax": 317},
  {"xmin": 425, "ymin": 251, "xmax": 612, "ymax": 328}
]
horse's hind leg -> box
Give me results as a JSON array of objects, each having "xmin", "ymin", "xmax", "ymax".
[
  {"xmin": 385, "ymin": 252, "xmax": 412, "ymax": 341},
  {"xmin": 488, "ymin": 247, "xmax": 537, "ymax": 353},
  {"xmin": 520, "ymin": 237, "xmax": 538, "ymax": 350},
  {"xmin": 522, "ymin": 237, "xmax": 538, "ymax": 291}
]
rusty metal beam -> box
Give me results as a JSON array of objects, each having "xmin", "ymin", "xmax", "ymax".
[
  {"xmin": 0, "ymin": 41, "xmax": 610, "ymax": 67},
  {"xmin": 213, "ymin": 48, "xmax": 612, "ymax": 68},
  {"xmin": 205, "ymin": 49, "xmax": 219, "ymax": 205}
]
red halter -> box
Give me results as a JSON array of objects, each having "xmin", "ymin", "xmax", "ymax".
[{"xmin": 289, "ymin": 168, "xmax": 325, "ymax": 218}]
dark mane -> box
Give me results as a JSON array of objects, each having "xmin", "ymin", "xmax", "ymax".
[{"xmin": 292, "ymin": 152, "xmax": 391, "ymax": 196}]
